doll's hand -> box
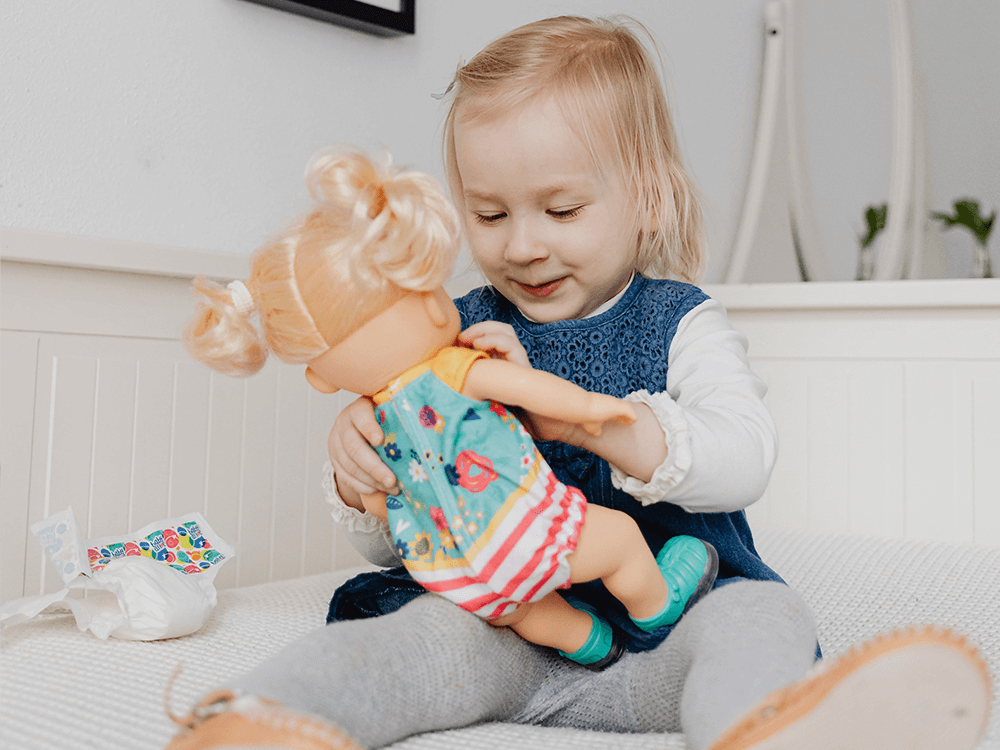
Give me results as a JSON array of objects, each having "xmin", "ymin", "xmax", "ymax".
[
  {"xmin": 580, "ymin": 393, "xmax": 637, "ymax": 437},
  {"xmin": 520, "ymin": 393, "xmax": 636, "ymax": 445},
  {"xmin": 457, "ymin": 321, "xmax": 531, "ymax": 368},
  {"xmin": 328, "ymin": 396, "xmax": 399, "ymax": 509}
]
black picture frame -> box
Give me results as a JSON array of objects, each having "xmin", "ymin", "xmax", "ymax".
[{"xmin": 245, "ymin": 0, "xmax": 415, "ymax": 36}]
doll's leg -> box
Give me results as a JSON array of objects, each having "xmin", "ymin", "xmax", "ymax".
[
  {"xmin": 569, "ymin": 505, "xmax": 717, "ymax": 630},
  {"xmin": 183, "ymin": 593, "xmax": 550, "ymax": 749},
  {"xmin": 492, "ymin": 592, "xmax": 623, "ymax": 671},
  {"xmin": 491, "ymin": 592, "xmax": 592, "ymax": 652}
]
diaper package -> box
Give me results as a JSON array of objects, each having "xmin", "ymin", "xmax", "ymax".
[{"xmin": 0, "ymin": 508, "xmax": 235, "ymax": 640}]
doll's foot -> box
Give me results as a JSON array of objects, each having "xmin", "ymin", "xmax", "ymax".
[
  {"xmin": 558, "ymin": 598, "xmax": 625, "ymax": 671},
  {"xmin": 166, "ymin": 689, "xmax": 363, "ymax": 750},
  {"xmin": 631, "ymin": 536, "xmax": 718, "ymax": 633},
  {"xmin": 707, "ymin": 626, "xmax": 991, "ymax": 750}
]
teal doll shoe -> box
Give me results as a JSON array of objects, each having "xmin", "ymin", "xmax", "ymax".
[
  {"xmin": 631, "ymin": 536, "xmax": 719, "ymax": 633},
  {"xmin": 558, "ymin": 598, "xmax": 625, "ymax": 671}
]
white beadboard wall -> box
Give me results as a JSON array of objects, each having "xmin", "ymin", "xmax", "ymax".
[
  {"xmin": 0, "ymin": 228, "xmax": 367, "ymax": 603},
  {"xmin": 3, "ymin": 229, "xmax": 999, "ymax": 604},
  {"xmin": 706, "ymin": 280, "xmax": 1000, "ymax": 548}
]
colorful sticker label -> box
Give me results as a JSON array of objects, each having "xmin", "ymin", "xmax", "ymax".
[{"xmin": 87, "ymin": 518, "xmax": 226, "ymax": 575}]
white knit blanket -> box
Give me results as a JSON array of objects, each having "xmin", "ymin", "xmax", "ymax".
[{"xmin": 2, "ymin": 529, "xmax": 998, "ymax": 749}]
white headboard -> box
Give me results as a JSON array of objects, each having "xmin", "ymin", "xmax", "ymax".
[{"xmin": 3, "ymin": 228, "xmax": 998, "ymax": 604}]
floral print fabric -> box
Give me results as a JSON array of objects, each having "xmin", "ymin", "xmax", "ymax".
[{"xmin": 373, "ymin": 347, "xmax": 586, "ymax": 620}]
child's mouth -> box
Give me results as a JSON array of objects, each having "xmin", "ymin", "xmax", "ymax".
[{"xmin": 517, "ymin": 278, "xmax": 565, "ymax": 297}]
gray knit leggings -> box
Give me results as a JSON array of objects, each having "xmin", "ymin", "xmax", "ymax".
[{"xmin": 234, "ymin": 580, "xmax": 818, "ymax": 750}]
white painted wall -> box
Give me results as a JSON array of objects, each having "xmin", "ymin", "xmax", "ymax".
[
  {"xmin": 798, "ymin": 0, "xmax": 1000, "ymax": 281},
  {"xmin": 0, "ymin": 0, "xmax": 760, "ymax": 283},
  {"xmin": 2, "ymin": 0, "xmax": 997, "ymax": 282}
]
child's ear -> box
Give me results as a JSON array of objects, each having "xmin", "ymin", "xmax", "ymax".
[
  {"xmin": 423, "ymin": 291, "xmax": 449, "ymax": 328},
  {"xmin": 305, "ymin": 366, "xmax": 340, "ymax": 394}
]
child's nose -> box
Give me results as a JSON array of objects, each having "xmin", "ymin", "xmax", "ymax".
[{"xmin": 503, "ymin": 218, "xmax": 548, "ymax": 264}]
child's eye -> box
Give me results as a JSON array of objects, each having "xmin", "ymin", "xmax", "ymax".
[
  {"xmin": 473, "ymin": 212, "xmax": 506, "ymax": 225},
  {"xmin": 548, "ymin": 206, "xmax": 584, "ymax": 220}
]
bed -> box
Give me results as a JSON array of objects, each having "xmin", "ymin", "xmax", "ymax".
[{"xmin": 2, "ymin": 227, "xmax": 999, "ymax": 748}]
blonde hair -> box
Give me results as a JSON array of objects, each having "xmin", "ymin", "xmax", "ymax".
[
  {"xmin": 442, "ymin": 15, "xmax": 705, "ymax": 283},
  {"xmin": 185, "ymin": 150, "xmax": 461, "ymax": 377}
]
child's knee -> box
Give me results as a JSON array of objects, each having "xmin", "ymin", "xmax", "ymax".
[{"xmin": 693, "ymin": 580, "xmax": 817, "ymax": 637}]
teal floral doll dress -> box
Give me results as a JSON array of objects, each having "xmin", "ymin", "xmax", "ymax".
[{"xmin": 371, "ymin": 346, "xmax": 587, "ymax": 620}]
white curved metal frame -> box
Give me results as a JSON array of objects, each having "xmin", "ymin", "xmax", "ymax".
[
  {"xmin": 876, "ymin": 0, "xmax": 918, "ymax": 279},
  {"xmin": 728, "ymin": 0, "xmax": 920, "ymax": 283}
]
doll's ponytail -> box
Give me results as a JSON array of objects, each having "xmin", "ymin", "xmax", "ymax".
[
  {"xmin": 306, "ymin": 150, "xmax": 459, "ymax": 295},
  {"xmin": 184, "ymin": 275, "xmax": 269, "ymax": 377}
]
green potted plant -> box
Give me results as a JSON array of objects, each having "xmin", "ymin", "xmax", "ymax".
[
  {"xmin": 856, "ymin": 203, "xmax": 887, "ymax": 280},
  {"xmin": 932, "ymin": 199, "xmax": 995, "ymax": 279}
]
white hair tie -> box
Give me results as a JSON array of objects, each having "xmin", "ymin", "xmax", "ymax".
[{"xmin": 227, "ymin": 280, "xmax": 256, "ymax": 318}]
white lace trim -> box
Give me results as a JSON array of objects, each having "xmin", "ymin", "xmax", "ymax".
[
  {"xmin": 609, "ymin": 390, "xmax": 693, "ymax": 506},
  {"xmin": 322, "ymin": 461, "xmax": 390, "ymax": 534}
]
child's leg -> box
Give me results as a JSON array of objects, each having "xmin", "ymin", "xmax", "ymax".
[
  {"xmin": 627, "ymin": 580, "xmax": 820, "ymax": 749},
  {"xmin": 625, "ymin": 579, "xmax": 989, "ymax": 750},
  {"xmin": 570, "ymin": 504, "xmax": 717, "ymax": 627},
  {"xmin": 176, "ymin": 594, "xmax": 551, "ymax": 749},
  {"xmin": 494, "ymin": 580, "xmax": 817, "ymax": 736}
]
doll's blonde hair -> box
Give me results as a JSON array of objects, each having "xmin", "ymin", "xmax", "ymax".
[
  {"xmin": 184, "ymin": 150, "xmax": 460, "ymax": 377},
  {"xmin": 442, "ymin": 15, "xmax": 705, "ymax": 283}
]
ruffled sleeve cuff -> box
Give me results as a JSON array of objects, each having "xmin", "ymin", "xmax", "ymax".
[
  {"xmin": 322, "ymin": 461, "xmax": 390, "ymax": 535},
  {"xmin": 609, "ymin": 390, "xmax": 693, "ymax": 506}
]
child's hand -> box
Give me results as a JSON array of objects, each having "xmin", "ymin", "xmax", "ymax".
[
  {"xmin": 580, "ymin": 393, "xmax": 637, "ymax": 437},
  {"xmin": 457, "ymin": 321, "xmax": 531, "ymax": 368},
  {"xmin": 328, "ymin": 397, "xmax": 399, "ymax": 508}
]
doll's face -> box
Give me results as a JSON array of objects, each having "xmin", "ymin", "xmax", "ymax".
[{"xmin": 305, "ymin": 288, "xmax": 461, "ymax": 397}]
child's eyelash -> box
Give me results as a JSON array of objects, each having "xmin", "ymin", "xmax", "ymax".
[
  {"xmin": 474, "ymin": 212, "xmax": 506, "ymax": 225},
  {"xmin": 549, "ymin": 206, "xmax": 583, "ymax": 219},
  {"xmin": 473, "ymin": 206, "xmax": 584, "ymax": 225}
]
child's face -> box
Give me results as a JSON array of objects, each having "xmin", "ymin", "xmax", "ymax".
[{"xmin": 453, "ymin": 99, "xmax": 637, "ymax": 323}]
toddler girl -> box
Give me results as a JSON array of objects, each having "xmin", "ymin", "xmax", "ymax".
[{"xmin": 169, "ymin": 15, "xmax": 989, "ymax": 750}]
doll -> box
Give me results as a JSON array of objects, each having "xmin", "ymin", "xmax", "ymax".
[{"xmin": 184, "ymin": 149, "xmax": 718, "ymax": 669}]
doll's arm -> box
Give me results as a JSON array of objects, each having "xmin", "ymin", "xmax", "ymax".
[
  {"xmin": 361, "ymin": 492, "xmax": 388, "ymax": 520},
  {"xmin": 463, "ymin": 359, "xmax": 636, "ymax": 435}
]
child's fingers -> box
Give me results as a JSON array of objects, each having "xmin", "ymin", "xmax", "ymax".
[
  {"xmin": 329, "ymin": 398, "xmax": 398, "ymax": 493},
  {"xmin": 458, "ymin": 321, "xmax": 531, "ymax": 367}
]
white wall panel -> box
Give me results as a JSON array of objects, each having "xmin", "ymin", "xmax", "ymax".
[
  {"xmin": 719, "ymin": 280, "xmax": 1000, "ymax": 548},
  {"xmin": 974, "ymin": 367, "xmax": 1000, "ymax": 547},
  {"xmin": 0, "ymin": 332, "xmax": 40, "ymax": 603},
  {"xmin": 88, "ymin": 358, "xmax": 138, "ymax": 549},
  {"xmin": 2, "ymin": 301, "xmax": 359, "ymax": 602}
]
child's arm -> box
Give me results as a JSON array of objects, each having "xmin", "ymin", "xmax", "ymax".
[{"xmin": 462, "ymin": 358, "xmax": 636, "ymax": 435}]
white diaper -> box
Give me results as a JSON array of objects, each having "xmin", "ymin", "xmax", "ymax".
[{"xmin": 0, "ymin": 508, "xmax": 234, "ymax": 640}]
